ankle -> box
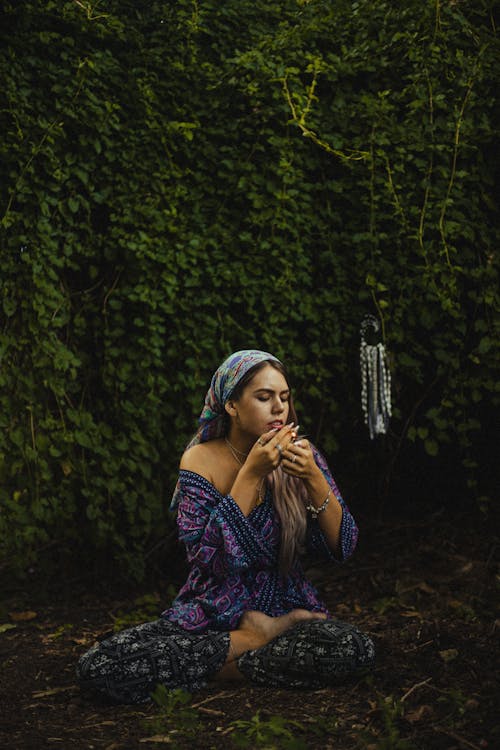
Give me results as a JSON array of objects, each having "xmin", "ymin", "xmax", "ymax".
[{"xmin": 240, "ymin": 626, "xmax": 266, "ymax": 651}]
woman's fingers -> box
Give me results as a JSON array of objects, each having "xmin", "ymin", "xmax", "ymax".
[
  {"xmin": 254, "ymin": 424, "xmax": 310, "ymax": 473},
  {"xmin": 253, "ymin": 424, "xmax": 296, "ymax": 470},
  {"xmin": 283, "ymin": 438, "xmax": 309, "ymax": 459},
  {"xmin": 256, "ymin": 428, "xmax": 281, "ymax": 446},
  {"xmin": 258, "ymin": 423, "xmax": 295, "ymax": 450},
  {"xmin": 281, "ymin": 439, "xmax": 311, "ymax": 475}
]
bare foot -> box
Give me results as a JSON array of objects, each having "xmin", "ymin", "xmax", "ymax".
[
  {"xmin": 238, "ymin": 609, "xmax": 326, "ymax": 650},
  {"xmin": 214, "ymin": 609, "xmax": 327, "ymax": 681}
]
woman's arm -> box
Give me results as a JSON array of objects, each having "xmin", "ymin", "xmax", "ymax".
[
  {"xmin": 282, "ymin": 442, "xmax": 359, "ymax": 560},
  {"xmin": 180, "ymin": 424, "xmax": 296, "ymax": 518},
  {"xmin": 226, "ymin": 423, "xmax": 297, "ymax": 516}
]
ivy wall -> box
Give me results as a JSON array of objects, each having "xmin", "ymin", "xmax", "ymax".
[{"xmin": 1, "ymin": 0, "xmax": 498, "ymax": 579}]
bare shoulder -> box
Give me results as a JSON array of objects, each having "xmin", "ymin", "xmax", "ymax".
[
  {"xmin": 179, "ymin": 441, "xmax": 221, "ymax": 481},
  {"xmin": 181, "ymin": 439, "xmax": 236, "ymax": 495}
]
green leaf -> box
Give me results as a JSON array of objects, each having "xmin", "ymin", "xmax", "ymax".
[
  {"xmin": 424, "ymin": 439, "xmax": 439, "ymax": 456},
  {"xmin": 0, "ymin": 624, "xmax": 17, "ymax": 633}
]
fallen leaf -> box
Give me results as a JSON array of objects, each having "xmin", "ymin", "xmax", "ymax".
[
  {"xmin": 439, "ymin": 648, "xmax": 458, "ymax": 662},
  {"xmin": 446, "ymin": 598, "xmax": 467, "ymax": 609},
  {"xmin": 406, "ymin": 704, "xmax": 434, "ymax": 723},
  {"xmin": 71, "ymin": 636, "xmax": 94, "ymax": 645},
  {"xmin": 417, "ymin": 581, "xmax": 436, "ymax": 594},
  {"xmin": 0, "ymin": 623, "xmax": 17, "ymax": 633},
  {"xmin": 9, "ymin": 610, "xmax": 37, "ymax": 621},
  {"xmin": 139, "ymin": 736, "xmax": 174, "ymax": 744},
  {"xmin": 465, "ymin": 698, "xmax": 480, "ymax": 711},
  {"xmin": 41, "ymin": 624, "xmax": 74, "ymax": 643},
  {"xmin": 401, "ymin": 610, "xmax": 422, "ymax": 618}
]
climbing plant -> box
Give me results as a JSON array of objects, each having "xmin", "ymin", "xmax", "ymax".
[{"xmin": 0, "ymin": 0, "xmax": 498, "ymax": 579}]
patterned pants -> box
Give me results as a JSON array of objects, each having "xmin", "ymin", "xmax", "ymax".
[{"xmin": 77, "ymin": 618, "xmax": 375, "ymax": 704}]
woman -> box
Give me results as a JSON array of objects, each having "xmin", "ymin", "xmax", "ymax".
[{"xmin": 77, "ymin": 350, "xmax": 374, "ymax": 703}]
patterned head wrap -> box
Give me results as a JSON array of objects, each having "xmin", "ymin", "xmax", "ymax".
[
  {"xmin": 190, "ymin": 349, "xmax": 281, "ymax": 447},
  {"xmin": 170, "ymin": 349, "xmax": 281, "ymax": 509}
]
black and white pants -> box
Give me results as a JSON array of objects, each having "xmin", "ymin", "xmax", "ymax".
[{"xmin": 77, "ymin": 618, "xmax": 375, "ymax": 704}]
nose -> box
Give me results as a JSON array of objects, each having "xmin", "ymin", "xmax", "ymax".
[{"xmin": 272, "ymin": 397, "xmax": 286, "ymax": 413}]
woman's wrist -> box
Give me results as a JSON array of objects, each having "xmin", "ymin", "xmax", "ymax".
[
  {"xmin": 302, "ymin": 461, "xmax": 334, "ymax": 511},
  {"xmin": 302, "ymin": 462, "xmax": 325, "ymax": 492},
  {"xmin": 305, "ymin": 488, "xmax": 331, "ymax": 518},
  {"xmin": 239, "ymin": 463, "xmax": 264, "ymax": 484}
]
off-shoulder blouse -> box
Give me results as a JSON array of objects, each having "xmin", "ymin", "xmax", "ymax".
[{"xmin": 162, "ymin": 447, "xmax": 358, "ymax": 632}]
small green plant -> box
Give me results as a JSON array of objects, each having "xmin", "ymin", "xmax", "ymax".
[
  {"xmin": 45, "ymin": 623, "xmax": 74, "ymax": 640},
  {"xmin": 437, "ymin": 687, "xmax": 468, "ymax": 722},
  {"xmin": 147, "ymin": 685, "xmax": 199, "ymax": 738},
  {"xmin": 372, "ymin": 597, "xmax": 400, "ymax": 615},
  {"xmin": 229, "ymin": 710, "xmax": 307, "ymax": 749},
  {"xmin": 358, "ymin": 695, "xmax": 415, "ymax": 750},
  {"xmin": 379, "ymin": 696, "xmax": 414, "ymax": 750},
  {"xmin": 307, "ymin": 713, "xmax": 340, "ymax": 737},
  {"xmin": 112, "ymin": 592, "xmax": 162, "ymax": 632}
]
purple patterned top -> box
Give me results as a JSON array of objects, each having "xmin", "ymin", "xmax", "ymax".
[{"xmin": 162, "ymin": 447, "xmax": 358, "ymax": 632}]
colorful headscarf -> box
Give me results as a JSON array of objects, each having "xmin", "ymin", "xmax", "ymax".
[{"xmin": 170, "ymin": 349, "xmax": 280, "ymax": 510}]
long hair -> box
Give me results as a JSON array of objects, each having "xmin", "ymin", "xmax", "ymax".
[{"xmin": 227, "ymin": 360, "xmax": 308, "ymax": 574}]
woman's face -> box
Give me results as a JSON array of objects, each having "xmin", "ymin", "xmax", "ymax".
[{"xmin": 228, "ymin": 364, "xmax": 291, "ymax": 438}]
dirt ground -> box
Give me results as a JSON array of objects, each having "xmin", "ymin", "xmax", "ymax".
[{"xmin": 1, "ymin": 510, "xmax": 498, "ymax": 750}]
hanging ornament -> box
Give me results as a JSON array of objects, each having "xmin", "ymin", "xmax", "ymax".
[{"xmin": 360, "ymin": 315, "xmax": 392, "ymax": 439}]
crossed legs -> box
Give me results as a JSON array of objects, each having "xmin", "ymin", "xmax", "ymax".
[{"xmin": 77, "ymin": 610, "xmax": 374, "ymax": 703}]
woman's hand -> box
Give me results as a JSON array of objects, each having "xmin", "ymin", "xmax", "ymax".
[
  {"xmin": 281, "ymin": 438, "xmax": 343, "ymax": 555},
  {"xmin": 243, "ymin": 423, "xmax": 297, "ymax": 479},
  {"xmin": 280, "ymin": 438, "xmax": 319, "ymax": 483}
]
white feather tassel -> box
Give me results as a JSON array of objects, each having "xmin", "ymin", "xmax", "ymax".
[{"xmin": 360, "ymin": 316, "xmax": 392, "ymax": 439}]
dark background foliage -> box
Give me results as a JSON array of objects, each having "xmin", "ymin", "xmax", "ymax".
[{"xmin": 1, "ymin": 0, "xmax": 498, "ymax": 581}]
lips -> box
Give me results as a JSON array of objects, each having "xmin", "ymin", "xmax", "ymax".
[{"xmin": 268, "ymin": 421, "xmax": 283, "ymax": 429}]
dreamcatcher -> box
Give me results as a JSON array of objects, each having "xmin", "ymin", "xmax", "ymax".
[{"xmin": 360, "ymin": 315, "xmax": 392, "ymax": 439}]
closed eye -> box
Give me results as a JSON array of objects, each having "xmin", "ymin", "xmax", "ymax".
[{"xmin": 254, "ymin": 389, "xmax": 290, "ymax": 400}]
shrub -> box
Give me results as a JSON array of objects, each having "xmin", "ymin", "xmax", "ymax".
[{"xmin": 1, "ymin": 0, "xmax": 498, "ymax": 579}]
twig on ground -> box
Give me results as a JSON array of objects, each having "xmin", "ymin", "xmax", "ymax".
[
  {"xmin": 401, "ymin": 677, "xmax": 433, "ymax": 703},
  {"xmin": 198, "ymin": 706, "xmax": 225, "ymax": 716},
  {"xmin": 32, "ymin": 686, "xmax": 78, "ymax": 698},
  {"xmin": 191, "ymin": 690, "xmax": 235, "ymax": 708},
  {"xmin": 434, "ymin": 726, "xmax": 484, "ymax": 750},
  {"xmin": 406, "ymin": 639, "xmax": 434, "ymax": 651}
]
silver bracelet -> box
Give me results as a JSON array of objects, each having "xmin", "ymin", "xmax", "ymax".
[{"xmin": 306, "ymin": 489, "xmax": 331, "ymax": 519}]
